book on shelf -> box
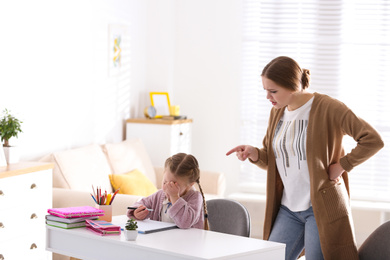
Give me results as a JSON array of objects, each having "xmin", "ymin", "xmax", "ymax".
[
  {"xmin": 47, "ymin": 206, "xmax": 104, "ymax": 218},
  {"xmin": 85, "ymin": 219, "xmax": 121, "ymax": 236},
  {"xmin": 46, "ymin": 219, "xmax": 86, "ymax": 229},
  {"xmin": 45, "ymin": 214, "xmax": 99, "ymax": 224}
]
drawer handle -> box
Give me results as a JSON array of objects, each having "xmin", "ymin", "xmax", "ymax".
[
  {"xmin": 30, "ymin": 183, "xmax": 37, "ymax": 189},
  {"xmin": 179, "ymin": 132, "xmax": 183, "ymax": 136},
  {"xmin": 30, "ymin": 243, "xmax": 37, "ymax": 250},
  {"xmin": 30, "ymin": 213, "xmax": 38, "ymax": 219},
  {"xmin": 0, "ymin": 190, "xmax": 3, "ymax": 196},
  {"xmin": 0, "ymin": 254, "xmax": 4, "ymax": 260},
  {"xmin": 0, "ymin": 222, "xmax": 4, "ymax": 228}
]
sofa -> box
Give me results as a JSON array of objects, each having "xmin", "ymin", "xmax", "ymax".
[{"xmin": 39, "ymin": 138, "xmax": 226, "ymax": 216}]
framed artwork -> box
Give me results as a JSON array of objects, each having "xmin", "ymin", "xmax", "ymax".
[
  {"xmin": 150, "ymin": 92, "xmax": 171, "ymax": 117},
  {"xmin": 108, "ymin": 24, "xmax": 129, "ymax": 77}
]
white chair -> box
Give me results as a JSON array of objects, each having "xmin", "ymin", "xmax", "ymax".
[{"xmin": 206, "ymin": 199, "xmax": 251, "ymax": 237}]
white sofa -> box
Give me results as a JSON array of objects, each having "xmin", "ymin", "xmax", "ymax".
[{"xmin": 40, "ymin": 138, "xmax": 226, "ymax": 216}]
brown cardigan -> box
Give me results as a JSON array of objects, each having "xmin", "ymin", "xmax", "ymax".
[{"xmin": 252, "ymin": 93, "xmax": 384, "ymax": 260}]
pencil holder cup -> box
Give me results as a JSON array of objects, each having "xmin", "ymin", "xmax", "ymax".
[{"xmin": 96, "ymin": 204, "xmax": 112, "ymax": 222}]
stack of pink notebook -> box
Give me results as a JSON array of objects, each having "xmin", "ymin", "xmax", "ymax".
[
  {"xmin": 47, "ymin": 206, "xmax": 105, "ymax": 218},
  {"xmin": 46, "ymin": 206, "xmax": 105, "ymax": 229},
  {"xmin": 85, "ymin": 219, "xmax": 121, "ymax": 236}
]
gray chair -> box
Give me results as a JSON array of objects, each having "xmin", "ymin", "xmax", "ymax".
[
  {"xmin": 206, "ymin": 199, "xmax": 250, "ymax": 237},
  {"xmin": 358, "ymin": 220, "xmax": 390, "ymax": 260}
]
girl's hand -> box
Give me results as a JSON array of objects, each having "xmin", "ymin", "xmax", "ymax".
[
  {"xmin": 163, "ymin": 181, "xmax": 180, "ymax": 203},
  {"xmin": 226, "ymin": 145, "xmax": 258, "ymax": 162},
  {"xmin": 328, "ymin": 162, "xmax": 344, "ymax": 182},
  {"xmin": 133, "ymin": 205, "xmax": 149, "ymax": 220}
]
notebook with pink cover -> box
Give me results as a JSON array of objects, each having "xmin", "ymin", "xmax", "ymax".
[
  {"xmin": 47, "ymin": 206, "xmax": 104, "ymax": 218},
  {"xmin": 85, "ymin": 219, "xmax": 121, "ymax": 236}
]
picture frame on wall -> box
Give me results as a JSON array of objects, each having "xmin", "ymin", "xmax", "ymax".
[
  {"xmin": 108, "ymin": 24, "xmax": 130, "ymax": 77},
  {"xmin": 150, "ymin": 92, "xmax": 171, "ymax": 118}
]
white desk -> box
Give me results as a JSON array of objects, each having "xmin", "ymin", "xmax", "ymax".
[{"xmin": 46, "ymin": 215, "xmax": 285, "ymax": 260}]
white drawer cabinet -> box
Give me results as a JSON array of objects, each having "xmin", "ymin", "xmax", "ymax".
[
  {"xmin": 126, "ymin": 118, "xmax": 193, "ymax": 166},
  {"xmin": 0, "ymin": 162, "xmax": 53, "ymax": 260}
]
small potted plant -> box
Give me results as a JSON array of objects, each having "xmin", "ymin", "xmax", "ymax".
[
  {"xmin": 124, "ymin": 218, "xmax": 138, "ymax": 241},
  {"xmin": 0, "ymin": 109, "xmax": 23, "ymax": 164}
]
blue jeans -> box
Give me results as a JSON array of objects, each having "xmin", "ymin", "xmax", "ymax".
[{"xmin": 268, "ymin": 205, "xmax": 324, "ymax": 260}]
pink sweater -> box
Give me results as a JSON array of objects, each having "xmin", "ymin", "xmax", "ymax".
[{"xmin": 127, "ymin": 189, "xmax": 204, "ymax": 229}]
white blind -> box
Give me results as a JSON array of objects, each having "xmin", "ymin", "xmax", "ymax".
[{"xmin": 241, "ymin": 0, "xmax": 390, "ymax": 201}]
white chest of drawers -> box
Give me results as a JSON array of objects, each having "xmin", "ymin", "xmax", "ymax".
[
  {"xmin": 126, "ymin": 118, "xmax": 192, "ymax": 166},
  {"xmin": 0, "ymin": 162, "xmax": 53, "ymax": 260}
]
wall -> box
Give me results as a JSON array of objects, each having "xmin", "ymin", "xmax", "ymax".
[
  {"xmin": 0, "ymin": 0, "xmax": 147, "ymax": 160},
  {"xmin": 0, "ymin": 0, "xmax": 242, "ymax": 195},
  {"xmin": 144, "ymin": 0, "xmax": 243, "ymax": 194}
]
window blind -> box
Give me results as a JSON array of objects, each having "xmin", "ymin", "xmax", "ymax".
[{"xmin": 240, "ymin": 0, "xmax": 390, "ymax": 201}]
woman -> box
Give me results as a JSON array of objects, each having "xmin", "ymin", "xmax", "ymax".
[{"xmin": 226, "ymin": 56, "xmax": 384, "ymax": 260}]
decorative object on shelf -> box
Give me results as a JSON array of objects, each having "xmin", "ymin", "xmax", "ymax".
[
  {"xmin": 0, "ymin": 109, "xmax": 23, "ymax": 164},
  {"xmin": 144, "ymin": 106, "xmax": 157, "ymax": 119},
  {"xmin": 161, "ymin": 115, "xmax": 187, "ymax": 120},
  {"xmin": 169, "ymin": 105, "xmax": 180, "ymax": 116},
  {"xmin": 124, "ymin": 218, "xmax": 138, "ymax": 241},
  {"xmin": 150, "ymin": 92, "xmax": 171, "ymax": 118}
]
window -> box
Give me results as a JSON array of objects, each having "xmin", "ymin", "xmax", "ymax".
[{"xmin": 240, "ymin": 0, "xmax": 390, "ymax": 201}]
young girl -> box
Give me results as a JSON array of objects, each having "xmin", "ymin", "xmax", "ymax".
[
  {"xmin": 227, "ymin": 56, "xmax": 383, "ymax": 260},
  {"xmin": 127, "ymin": 153, "xmax": 209, "ymax": 230}
]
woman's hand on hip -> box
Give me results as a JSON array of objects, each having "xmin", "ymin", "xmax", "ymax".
[
  {"xmin": 226, "ymin": 145, "xmax": 258, "ymax": 162},
  {"xmin": 328, "ymin": 162, "xmax": 344, "ymax": 182}
]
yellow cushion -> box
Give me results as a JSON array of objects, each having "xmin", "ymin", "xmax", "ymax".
[{"xmin": 109, "ymin": 169, "xmax": 158, "ymax": 197}]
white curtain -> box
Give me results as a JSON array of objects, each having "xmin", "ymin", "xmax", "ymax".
[{"xmin": 240, "ymin": 0, "xmax": 390, "ymax": 201}]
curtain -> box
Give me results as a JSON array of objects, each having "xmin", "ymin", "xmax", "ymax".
[{"xmin": 240, "ymin": 0, "xmax": 390, "ymax": 201}]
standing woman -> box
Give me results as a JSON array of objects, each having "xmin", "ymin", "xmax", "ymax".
[{"xmin": 226, "ymin": 56, "xmax": 384, "ymax": 260}]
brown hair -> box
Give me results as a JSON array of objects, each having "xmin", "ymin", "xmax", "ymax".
[
  {"xmin": 164, "ymin": 153, "xmax": 209, "ymax": 230},
  {"xmin": 261, "ymin": 56, "xmax": 311, "ymax": 91}
]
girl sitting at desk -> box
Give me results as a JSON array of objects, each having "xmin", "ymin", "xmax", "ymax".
[{"xmin": 127, "ymin": 153, "xmax": 209, "ymax": 230}]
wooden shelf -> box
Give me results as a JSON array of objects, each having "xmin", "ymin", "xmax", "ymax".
[
  {"xmin": 0, "ymin": 161, "xmax": 54, "ymax": 179},
  {"xmin": 126, "ymin": 118, "xmax": 193, "ymax": 125}
]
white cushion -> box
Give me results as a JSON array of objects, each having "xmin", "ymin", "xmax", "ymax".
[
  {"xmin": 102, "ymin": 139, "xmax": 156, "ymax": 186},
  {"xmin": 53, "ymin": 144, "xmax": 113, "ymax": 193}
]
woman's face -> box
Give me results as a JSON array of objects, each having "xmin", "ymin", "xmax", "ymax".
[{"xmin": 262, "ymin": 76, "xmax": 295, "ymax": 109}]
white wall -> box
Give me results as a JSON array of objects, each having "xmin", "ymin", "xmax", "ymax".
[
  {"xmin": 144, "ymin": 0, "xmax": 243, "ymax": 194},
  {"xmin": 0, "ymin": 0, "xmax": 242, "ymax": 194},
  {"xmin": 0, "ymin": 0, "xmax": 147, "ymax": 159}
]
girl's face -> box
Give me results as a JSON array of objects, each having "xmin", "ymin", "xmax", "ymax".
[
  {"xmin": 162, "ymin": 169, "xmax": 194, "ymax": 197},
  {"xmin": 262, "ymin": 76, "xmax": 295, "ymax": 109}
]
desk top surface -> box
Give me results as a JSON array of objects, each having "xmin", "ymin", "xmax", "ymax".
[{"xmin": 47, "ymin": 215, "xmax": 285, "ymax": 260}]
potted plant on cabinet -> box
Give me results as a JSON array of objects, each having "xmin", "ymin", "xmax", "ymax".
[
  {"xmin": 0, "ymin": 109, "xmax": 23, "ymax": 164},
  {"xmin": 124, "ymin": 218, "xmax": 138, "ymax": 241}
]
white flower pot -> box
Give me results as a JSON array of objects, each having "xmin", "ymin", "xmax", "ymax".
[
  {"xmin": 3, "ymin": 146, "xmax": 20, "ymax": 164},
  {"xmin": 124, "ymin": 230, "xmax": 138, "ymax": 241}
]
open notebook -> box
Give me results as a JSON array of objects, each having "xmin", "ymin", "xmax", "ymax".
[{"xmin": 122, "ymin": 219, "xmax": 177, "ymax": 234}]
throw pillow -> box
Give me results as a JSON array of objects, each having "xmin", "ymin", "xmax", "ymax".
[{"xmin": 109, "ymin": 169, "xmax": 158, "ymax": 197}]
